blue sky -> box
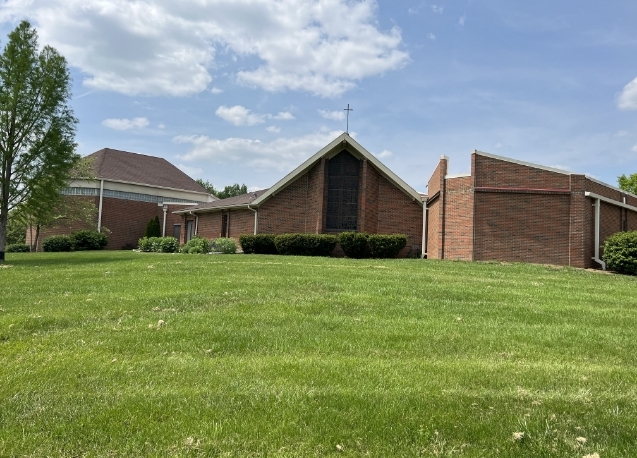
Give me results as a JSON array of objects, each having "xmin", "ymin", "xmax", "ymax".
[{"xmin": 1, "ymin": 0, "xmax": 636, "ymax": 193}]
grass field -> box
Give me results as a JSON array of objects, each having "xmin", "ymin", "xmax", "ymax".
[{"xmin": 1, "ymin": 252, "xmax": 637, "ymax": 457}]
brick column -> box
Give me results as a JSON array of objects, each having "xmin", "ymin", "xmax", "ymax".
[
  {"xmin": 569, "ymin": 174, "xmax": 588, "ymax": 268},
  {"xmin": 359, "ymin": 159, "xmax": 368, "ymax": 232},
  {"xmin": 317, "ymin": 157, "xmax": 326, "ymax": 233}
]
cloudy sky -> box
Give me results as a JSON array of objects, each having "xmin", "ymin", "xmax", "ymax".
[{"xmin": 1, "ymin": 0, "xmax": 636, "ymax": 192}]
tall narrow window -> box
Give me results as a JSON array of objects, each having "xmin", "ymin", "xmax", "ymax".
[
  {"xmin": 186, "ymin": 221, "xmax": 194, "ymax": 242},
  {"xmin": 326, "ymin": 150, "xmax": 360, "ymax": 231},
  {"xmin": 221, "ymin": 213, "xmax": 228, "ymax": 237},
  {"xmin": 173, "ymin": 224, "xmax": 181, "ymax": 240}
]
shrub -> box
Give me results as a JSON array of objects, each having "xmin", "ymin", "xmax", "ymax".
[
  {"xmin": 239, "ymin": 234, "xmax": 278, "ymax": 254},
  {"xmin": 70, "ymin": 230, "xmax": 108, "ymax": 251},
  {"xmin": 6, "ymin": 243, "xmax": 30, "ymax": 253},
  {"xmin": 603, "ymin": 231, "xmax": 637, "ymax": 275},
  {"xmin": 274, "ymin": 234, "xmax": 337, "ymax": 257},
  {"xmin": 213, "ymin": 237, "xmax": 237, "ymax": 254},
  {"xmin": 338, "ymin": 232, "xmax": 370, "ymax": 258},
  {"xmin": 138, "ymin": 237, "xmax": 179, "ymax": 253},
  {"xmin": 181, "ymin": 236, "xmax": 210, "ymax": 254},
  {"xmin": 158, "ymin": 237, "xmax": 179, "ymax": 253},
  {"xmin": 144, "ymin": 216, "xmax": 161, "ymax": 238},
  {"xmin": 368, "ymin": 234, "xmax": 408, "ymax": 258},
  {"xmin": 42, "ymin": 235, "xmax": 73, "ymax": 252}
]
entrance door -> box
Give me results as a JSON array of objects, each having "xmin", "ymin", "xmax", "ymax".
[
  {"xmin": 173, "ymin": 224, "xmax": 181, "ymax": 240},
  {"xmin": 186, "ymin": 221, "xmax": 194, "ymax": 242}
]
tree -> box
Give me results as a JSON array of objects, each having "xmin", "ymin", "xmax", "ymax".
[
  {"xmin": 0, "ymin": 21, "xmax": 78, "ymax": 262},
  {"xmin": 618, "ymin": 173, "xmax": 637, "ymax": 195},
  {"xmin": 18, "ymin": 156, "xmax": 97, "ymax": 251},
  {"xmin": 144, "ymin": 215, "xmax": 161, "ymax": 238},
  {"xmin": 196, "ymin": 179, "xmax": 249, "ymax": 200}
]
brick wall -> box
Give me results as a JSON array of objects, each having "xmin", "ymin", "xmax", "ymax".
[
  {"xmin": 474, "ymin": 155, "xmax": 571, "ymax": 189},
  {"xmin": 29, "ymin": 196, "xmax": 180, "ymax": 250},
  {"xmin": 425, "ymin": 157, "xmax": 447, "ymax": 259},
  {"xmin": 443, "ymin": 176, "xmax": 474, "ymax": 260}
]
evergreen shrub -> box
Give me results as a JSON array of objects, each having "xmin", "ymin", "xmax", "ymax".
[
  {"xmin": 338, "ymin": 232, "xmax": 370, "ymax": 258},
  {"xmin": 144, "ymin": 216, "xmax": 161, "ymax": 238},
  {"xmin": 70, "ymin": 230, "xmax": 108, "ymax": 251},
  {"xmin": 239, "ymin": 234, "xmax": 278, "ymax": 254},
  {"xmin": 42, "ymin": 235, "xmax": 73, "ymax": 252},
  {"xmin": 368, "ymin": 234, "xmax": 408, "ymax": 258},
  {"xmin": 6, "ymin": 243, "xmax": 30, "ymax": 252},
  {"xmin": 274, "ymin": 234, "xmax": 337, "ymax": 257},
  {"xmin": 213, "ymin": 237, "xmax": 237, "ymax": 254},
  {"xmin": 603, "ymin": 231, "xmax": 637, "ymax": 275},
  {"xmin": 181, "ymin": 237, "xmax": 210, "ymax": 254}
]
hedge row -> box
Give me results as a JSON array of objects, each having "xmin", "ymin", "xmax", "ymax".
[
  {"xmin": 6, "ymin": 243, "xmax": 30, "ymax": 253},
  {"xmin": 603, "ymin": 230, "xmax": 637, "ymax": 275},
  {"xmin": 43, "ymin": 230, "xmax": 108, "ymax": 252},
  {"xmin": 239, "ymin": 232, "xmax": 408, "ymax": 258},
  {"xmin": 138, "ymin": 236, "xmax": 237, "ymax": 254}
]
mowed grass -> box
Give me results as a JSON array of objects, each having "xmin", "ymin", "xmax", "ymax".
[{"xmin": 1, "ymin": 252, "xmax": 637, "ymax": 457}]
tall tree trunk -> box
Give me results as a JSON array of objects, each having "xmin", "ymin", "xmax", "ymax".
[
  {"xmin": 0, "ymin": 210, "xmax": 7, "ymax": 262},
  {"xmin": 33, "ymin": 224, "xmax": 41, "ymax": 252}
]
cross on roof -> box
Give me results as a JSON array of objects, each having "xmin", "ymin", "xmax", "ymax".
[{"xmin": 344, "ymin": 104, "xmax": 353, "ymax": 134}]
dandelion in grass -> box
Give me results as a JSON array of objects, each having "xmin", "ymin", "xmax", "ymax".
[
  {"xmin": 582, "ymin": 454, "xmax": 600, "ymax": 458},
  {"xmin": 576, "ymin": 437, "xmax": 587, "ymax": 444},
  {"xmin": 157, "ymin": 320, "xmax": 165, "ymax": 328},
  {"xmin": 512, "ymin": 432, "xmax": 524, "ymax": 442}
]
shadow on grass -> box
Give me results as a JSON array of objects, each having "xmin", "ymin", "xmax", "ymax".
[{"xmin": 3, "ymin": 251, "xmax": 139, "ymax": 268}]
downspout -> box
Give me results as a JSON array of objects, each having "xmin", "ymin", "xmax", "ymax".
[
  {"xmin": 195, "ymin": 214, "xmax": 199, "ymax": 236},
  {"xmin": 162, "ymin": 204, "xmax": 168, "ymax": 237},
  {"xmin": 421, "ymin": 198, "xmax": 427, "ymax": 259},
  {"xmin": 592, "ymin": 198, "xmax": 606, "ymax": 270},
  {"xmin": 248, "ymin": 205, "xmax": 258, "ymax": 235},
  {"xmin": 97, "ymin": 179, "xmax": 104, "ymax": 232}
]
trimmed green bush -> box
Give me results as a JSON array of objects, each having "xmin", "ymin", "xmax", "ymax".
[
  {"xmin": 213, "ymin": 237, "xmax": 237, "ymax": 254},
  {"xmin": 144, "ymin": 216, "xmax": 161, "ymax": 238},
  {"xmin": 274, "ymin": 234, "xmax": 337, "ymax": 257},
  {"xmin": 239, "ymin": 234, "xmax": 278, "ymax": 254},
  {"xmin": 181, "ymin": 237, "xmax": 210, "ymax": 254},
  {"xmin": 70, "ymin": 230, "xmax": 108, "ymax": 251},
  {"xmin": 603, "ymin": 231, "xmax": 637, "ymax": 275},
  {"xmin": 158, "ymin": 237, "xmax": 179, "ymax": 253},
  {"xmin": 368, "ymin": 234, "xmax": 408, "ymax": 258},
  {"xmin": 42, "ymin": 235, "xmax": 73, "ymax": 252},
  {"xmin": 6, "ymin": 243, "xmax": 30, "ymax": 253},
  {"xmin": 138, "ymin": 237, "xmax": 179, "ymax": 253},
  {"xmin": 338, "ymin": 232, "xmax": 370, "ymax": 258}
]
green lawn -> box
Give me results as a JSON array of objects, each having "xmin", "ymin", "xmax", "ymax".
[{"xmin": 1, "ymin": 252, "xmax": 636, "ymax": 457}]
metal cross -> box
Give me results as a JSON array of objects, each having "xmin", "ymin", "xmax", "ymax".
[{"xmin": 344, "ymin": 104, "xmax": 353, "ymax": 134}]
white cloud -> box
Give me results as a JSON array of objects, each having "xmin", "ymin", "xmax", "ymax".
[
  {"xmin": 101, "ymin": 117, "xmax": 149, "ymax": 130},
  {"xmin": 616, "ymin": 130, "xmax": 629, "ymax": 137},
  {"xmin": 617, "ymin": 77, "xmax": 637, "ymax": 110},
  {"xmin": 374, "ymin": 150, "xmax": 393, "ymax": 158},
  {"xmin": 176, "ymin": 164, "xmax": 203, "ymax": 177},
  {"xmin": 1, "ymin": 0, "xmax": 409, "ymax": 97},
  {"xmin": 215, "ymin": 105, "xmax": 266, "ymax": 126},
  {"xmin": 272, "ymin": 112, "xmax": 295, "ymax": 120},
  {"xmin": 158, "ymin": 123, "xmax": 166, "ymax": 129},
  {"xmin": 210, "ymin": 87, "xmax": 224, "ymax": 94},
  {"xmin": 174, "ymin": 130, "xmax": 343, "ymax": 171},
  {"xmin": 632, "ymin": 144, "xmax": 637, "ymax": 153},
  {"xmin": 427, "ymin": 33, "xmax": 436, "ymax": 41},
  {"xmin": 318, "ymin": 109, "xmax": 346, "ymax": 121},
  {"xmin": 266, "ymin": 126, "xmax": 281, "ymax": 133},
  {"xmin": 458, "ymin": 15, "xmax": 466, "ymax": 26},
  {"xmin": 431, "ymin": 5, "xmax": 444, "ymax": 14}
]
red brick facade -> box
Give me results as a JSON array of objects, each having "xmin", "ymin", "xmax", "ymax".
[
  {"xmin": 425, "ymin": 152, "xmax": 637, "ymax": 268},
  {"xmin": 193, "ymin": 150, "xmax": 423, "ymax": 257}
]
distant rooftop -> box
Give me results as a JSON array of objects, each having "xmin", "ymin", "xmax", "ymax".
[
  {"xmin": 86, "ymin": 148, "xmax": 210, "ymax": 194},
  {"xmin": 180, "ymin": 189, "xmax": 269, "ymax": 213}
]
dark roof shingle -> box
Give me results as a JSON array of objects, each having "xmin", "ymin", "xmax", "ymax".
[
  {"xmin": 86, "ymin": 148, "xmax": 210, "ymax": 194},
  {"xmin": 186, "ymin": 189, "xmax": 269, "ymax": 212}
]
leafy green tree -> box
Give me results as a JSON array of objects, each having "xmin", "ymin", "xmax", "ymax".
[
  {"xmin": 195, "ymin": 179, "xmax": 249, "ymax": 200},
  {"xmin": 618, "ymin": 173, "xmax": 637, "ymax": 195},
  {"xmin": 0, "ymin": 21, "xmax": 78, "ymax": 262},
  {"xmin": 19, "ymin": 156, "xmax": 97, "ymax": 251}
]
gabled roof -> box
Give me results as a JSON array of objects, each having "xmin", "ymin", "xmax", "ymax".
[
  {"xmin": 252, "ymin": 133, "xmax": 423, "ymax": 207},
  {"xmin": 174, "ymin": 189, "xmax": 269, "ymax": 214},
  {"xmin": 86, "ymin": 148, "xmax": 212, "ymax": 195}
]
